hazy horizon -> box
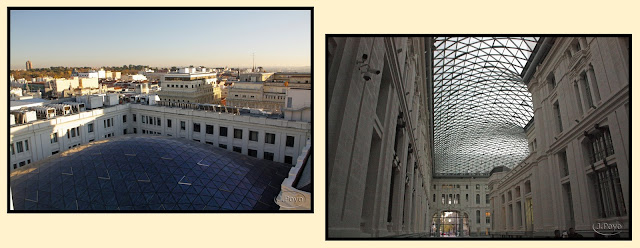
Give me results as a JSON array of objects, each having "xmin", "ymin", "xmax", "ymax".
[{"xmin": 10, "ymin": 10, "xmax": 311, "ymax": 70}]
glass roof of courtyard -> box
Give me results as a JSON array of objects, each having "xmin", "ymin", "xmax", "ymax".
[
  {"xmin": 433, "ymin": 37, "xmax": 539, "ymax": 175},
  {"xmin": 10, "ymin": 136, "xmax": 292, "ymax": 211}
]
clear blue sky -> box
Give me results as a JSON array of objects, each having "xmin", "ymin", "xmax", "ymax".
[{"xmin": 10, "ymin": 10, "xmax": 310, "ymax": 69}]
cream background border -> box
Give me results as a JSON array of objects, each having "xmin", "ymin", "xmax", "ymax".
[{"xmin": 0, "ymin": 0, "xmax": 637, "ymax": 247}]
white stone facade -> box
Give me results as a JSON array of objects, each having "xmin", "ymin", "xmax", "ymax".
[
  {"xmin": 10, "ymin": 103, "xmax": 311, "ymax": 172},
  {"xmin": 488, "ymin": 37, "xmax": 629, "ymax": 237},
  {"xmin": 429, "ymin": 178, "xmax": 491, "ymax": 237},
  {"xmin": 327, "ymin": 37, "xmax": 434, "ymax": 237}
]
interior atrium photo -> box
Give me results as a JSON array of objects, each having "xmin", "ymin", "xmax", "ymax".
[{"xmin": 327, "ymin": 36, "xmax": 629, "ymax": 239}]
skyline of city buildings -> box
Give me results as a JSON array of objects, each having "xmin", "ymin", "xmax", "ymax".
[{"xmin": 9, "ymin": 10, "xmax": 311, "ymax": 69}]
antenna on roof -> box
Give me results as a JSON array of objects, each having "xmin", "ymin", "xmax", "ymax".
[{"xmin": 252, "ymin": 52, "xmax": 255, "ymax": 72}]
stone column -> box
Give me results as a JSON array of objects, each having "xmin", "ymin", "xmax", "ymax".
[
  {"xmin": 520, "ymin": 185, "xmax": 527, "ymax": 231},
  {"xmin": 402, "ymin": 155, "xmax": 415, "ymax": 233},
  {"xmin": 511, "ymin": 189, "xmax": 518, "ymax": 231},
  {"xmin": 578, "ymin": 37, "xmax": 588, "ymax": 50},
  {"xmin": 391, "ymin": 130, "xmax": 408, "ymax": 234},
  {"xmin": 504, "ymin": 194, "xmax": 511, "ymax": 231}
]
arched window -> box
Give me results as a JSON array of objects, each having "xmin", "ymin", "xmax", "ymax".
[{"xmin": 476, "ymin": 210, "xmax": 481, "ymax": 223}]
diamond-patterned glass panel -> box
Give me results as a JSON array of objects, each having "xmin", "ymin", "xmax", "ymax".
[
  {"xmin": 10, "ymin": 136, "xmax": 293, "ymax": 211},
  {"xmin": 433, "ymin": 37, "xmax": 538, "ymax": 175}
]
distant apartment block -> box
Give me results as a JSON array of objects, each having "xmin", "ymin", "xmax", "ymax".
[
  {"xmin": 227, "ymin": 72, "xmax": 311, "ymax": 112},
  {"xmin": 158, "ymin": 70, "xmax": 218, "ymax": 104}
]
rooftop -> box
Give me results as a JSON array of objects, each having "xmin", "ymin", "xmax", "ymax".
[{"xmin": 10, "ymin": 98, "xmax": 49, "ymax": 110}]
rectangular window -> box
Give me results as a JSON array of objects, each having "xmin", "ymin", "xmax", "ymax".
[
  {"xmin": 591, "ymin": 165, "xmax": 626, "ymax": 218},
  {"xmin": 142, "ymin": 115, "xmax": 146, "ymax": 124},
  {"xmin": 287, "ymin": 97, "xmax": 293, "ymax": 108},
  {"xmin": 205, "ymin": 141, "xmax": 213, "ymax": 145},
  {"xmin": 180, "ymin": 121, "xmax": 185, "ymax": 130},
  {"xmin": 553, "ymin": 101, "xmax": 563, "ymax": 133},
  {"xmin": 16, "ymin": 141, "xmax": 24, "ymax": 153},
  {"xmin": 76, "ymin": 127, "xmax": 80, "ymax": 137},
  {"xmin": 583, "ymin": 73, "xmax": 594, "ymax": 108},
  {"xmin": 123, "ymin": 115, "xmax": 127, "ymax": 123},
  {"xmin": 264, "ymin": 152, "xmax": 274, "ymax": 161},
  {"xmin": 124, "ymin": 129, "xmax": 127, "ymax": 135},
  {"xmin": 71, "ymin": 128, "xmax": 76, "ymax": 137},
  {"xmin": 234, "ymin": 129, "xmax": 243, "ymax": 139},
  {"xmin": 248, "ymin": 149, "xmax": 257, "ymax": 157},
  {"xmin": 476, "ymin": 194, "xmax": 480, "ymax": 204},
  {"xmin": 11, "ymin": 143, "xmax": 15, "ymax": 155},
  {"xmin": 133, "ymin": 114, "xmax": 136, "ymax": 122},
  {"xmin": 558, "ymin": 149, "xmax": 569, "ymax": 177},
  {"xmin": 19, "ymin": 161, "xmax": 26, "ymax": 167},
  {"xmin": 265, "ymin": 133, "xmax": 276, "ymax": 144},
  {"xmin": 107, "ymin": 118, "xmax": 111, "ymax": 127},
  {"xmin": 51, "ymin": 133, "xmax": 58, "ymax": 143},
  {"xmin": 219, "ymin": 144, "xmax": 227, "ymax": 149},
  {"xmin": 220, "ymin": 127, "xmax": 228, "ymax": 137},
  {"xmin": 194, "ymin": 123, "xmax": 201, "ymax": 132},
  {"xmin": 249, "ymin": 131, "xmax": 258, "ymax": 141},
  {"xmin": 88, "ymin": 123, "xmax": 93, "ymax": 133},
  {"xmin": 168, "ymin": 119, "xmax": 172, "ymax": 128},
  {"xmin": 486, "ymin": 194, "xmax": 490, "ymax": 204},
  {"xmin": 25, "ymin": 140, "xmax": 29, "ymax": 151},
  {"xmin": 134, "ymin": 128, "xmax": 137, "ymax": 134},
  {"xmin": 574, "ymin": 82, "xmax": 584, "ymax": 115},
  {"xmin": 104, "ymin": 119, "xmax": 107, "ymax": 128},
  {"xmin": 206, "ymin": 125, "xmax": 214, "ymax": 134},
  {"xmin": 588, "ymin": 127, "xmax": 615, "ymax": 163},
  {"xmin": 157, "ymin": 118, "xmax": 161, "ymax": 126},
  {"xmin": 286, "ymin": 136, "xmax": 295, "ymax": 147},
  {"xmin": 284, "ymin": 155, "xmax": 293, "ymax": 165},
  {"xmin": 563, "ymin": 183, "xmax": 575, "ymax": 227}
]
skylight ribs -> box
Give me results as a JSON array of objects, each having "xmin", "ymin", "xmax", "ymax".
[{"xmin": 433, "ymin": 37, "xmax": 538, "ymax": 175}]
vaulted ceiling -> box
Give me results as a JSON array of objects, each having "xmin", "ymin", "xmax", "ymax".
[{"xmin": 432, "ymin": 37, "xmax": 539, "ymax": 175}]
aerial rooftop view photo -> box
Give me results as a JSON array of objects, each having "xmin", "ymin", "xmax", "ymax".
[
  {"xmin": 8, "ymin": 8, "xmax": 312, "ymax": 212},
  {"xmin": 326, "ymin": 36, "xmax": 629, "ymax": 239}
]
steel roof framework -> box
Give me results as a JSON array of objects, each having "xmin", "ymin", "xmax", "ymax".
[{"xmin": 433, "ymin": 37, "xmax": 539, "ymax": 175}]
